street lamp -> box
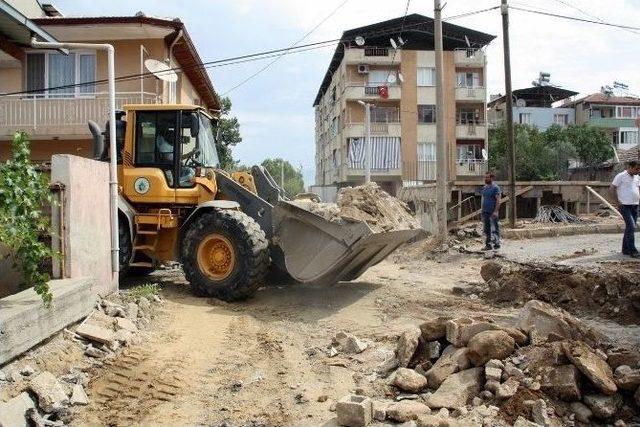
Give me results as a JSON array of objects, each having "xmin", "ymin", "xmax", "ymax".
[{"xmin": 358, "ymin": 100, "xmax": 372, "ymax": 184}]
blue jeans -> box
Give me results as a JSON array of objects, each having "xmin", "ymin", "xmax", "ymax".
[
  {"xmin": 619, "ymin": 204, "xmax": 638, "ymax": 255},
  {"xmin": 481, "ymin": 212, "xmax": 500, "ymax": 248}
]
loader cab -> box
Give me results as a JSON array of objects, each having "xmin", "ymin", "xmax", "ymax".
[{"xmin": 119, "ymin": 105, "xmax": 220, "ymax": 205}]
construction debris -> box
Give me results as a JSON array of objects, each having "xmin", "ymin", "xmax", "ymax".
[{"xmin": 532, "ymin": 205, "xmax": 593, "ymax": 224}]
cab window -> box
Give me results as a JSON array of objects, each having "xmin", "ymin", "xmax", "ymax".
[{"xmin": 135, "ymin": 111, "xmax": 176, "ymax": 166}]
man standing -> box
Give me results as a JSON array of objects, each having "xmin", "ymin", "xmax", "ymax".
[
  {"xmin": 610, "ymin": 161, "xmax": 640, "ymax": 258},
  {"xmin": 481, "ymin": 171, "xmax": 501, "ymax": 251}
]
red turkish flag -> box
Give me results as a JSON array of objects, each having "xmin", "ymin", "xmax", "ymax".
[{"xmin": 378, "ymin": 86, "xmax": 389, "ymax": 99}]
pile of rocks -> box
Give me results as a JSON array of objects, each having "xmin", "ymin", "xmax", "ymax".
[
  {"xmin": 334, "ymin": 300, "xmax": 640, "ymax": 426},
  {"xmin": 0, "ymin": 291, "xmax": 162, "ymax": 426}
]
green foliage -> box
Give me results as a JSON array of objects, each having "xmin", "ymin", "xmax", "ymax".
[
  {"xmin": 216, "ymin": 97, "xmax": 242, "ymax": 170},
  {"xmin": 125, "ymin": 283, "xmax": 160, "ymax": 301},
  {"xmin": 488, "ymin": 122, "xmax": 609, "ymax": 181},
  {"xmin": 261, "ymin": 158, "xmax": 305, "ymax": 197},
  {"xmin": 0, "ymin": 132, "xmax": 54, "ymax": 305}
]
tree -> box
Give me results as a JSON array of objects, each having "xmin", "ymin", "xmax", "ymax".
[
  {"xmin": 216, "ymin": 97, "xmax": 242, "ymax": 170},
  {"xmin": 562, "ymin": 124, "xmax": 613, "ymax": 166},
  {"xmin": 261, "ymin": 158, "xmax": 304, "ymax": 197}
]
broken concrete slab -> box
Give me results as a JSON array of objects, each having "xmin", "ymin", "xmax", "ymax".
[
  {"xmin": 397, "ymin": 327, "xmax": 421, "ymax": 367},
  {"xmin": 540, "ymin": 364, "xmax": 581, "ymax": 401},
  {"xmin": 0, "ymin": 392, "xmax": 36, "ymax": 427},
  {"xmin": 372, "ymin": 401, "xmax": 387, "ymax": 421},
  {"xmin": 126, "ymin": 302, "xmax": 139, "ymax": 321},
  {"xmin": 446, "ymin": 318, "xmax": 497, "ymax": 347},
  {"xmin": 531, "ymin": 399, "xmax": 550, "ymax": 426},
  {"xmin": 425, "ymin": 345, "xmax": 470, "ymax": 388},
  {"xmin": 606, "ymin": 350, "xmax": 640, "ymax": 370},
  {"xmin": 76, "ymin": 323, "xmax": 115, "ymax": 345},
  {"xmin": 393, "ymin": 368, "xmax": 429, "ymax": 393},
  {"xmin": 496, "ymin": 377, "xmax": 519, "ymax": 400},
  {"xmin": 485, "ymin": 366, "xmax": 502, "ymax": 383},
  {"xmin": 386, "ymin": 400, "xmax": 431, "ymax": 422},
  {"xmin": 427, "ymin": 367, "xmax": 483, "ymax": 409},
  {"xmin": 29, "ymin": 371, "xmax": 69, "ymax": 413},
  {"xmin": 336, "ymin": 394, "xmax": 372, "ymax": 427},
  {"xmin": 583, "ymin": 394, "xmax": 623, "ymax": 420},
  {"xmin": 419, "ymin": 317, "xmax": 451, "ymax": 341},
  {"xmin": 513, "ymin": 416, "xmax": 542, "ymax": 427},
  {"xmin": 70, "ymin": 384, "xmax": 89, "ymax": 406},
  {"xmin": 115, "ymin": 317, "xmax": 138, "ymax": 333},
  {"xmin": 343, "ymin": 335, "xmax": 367, "ymax": 354},
  {"xmin": 466, "ymin": 330, "xmax": 515, "ymax": 366},
  {"xmin": 564, "ymin": 341, "xmax": 617, "ymax": 395}
]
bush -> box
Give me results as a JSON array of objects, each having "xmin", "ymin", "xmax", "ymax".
[{"xmin": 0, "ymin": 132, "xmax": 54, "ymax": 304}]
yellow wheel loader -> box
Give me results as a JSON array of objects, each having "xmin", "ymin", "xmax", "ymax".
[{"xmin": 88, "ymin": 104, "xmax": 423, "ymax": 301}]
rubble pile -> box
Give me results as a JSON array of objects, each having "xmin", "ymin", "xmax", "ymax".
[
  {"xmin": 462, "ymin": 261, "xmax": 640, "ymax": 324},
  {"xmin": 0, "ymin": 290, "xmax": 163, "ymax": 426},
  {"xmin": 331, "ymin": 300, "xmax": 640, "ymax": 426},
  {"xmin": 300, "ymin": 182, "xmax": 421, "ymax": 233}
]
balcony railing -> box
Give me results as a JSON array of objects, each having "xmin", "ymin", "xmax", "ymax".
[
  {"xmin": 455, "ymin": 86, "xmax": 486, "ymax": 102},
  {"xmin": 456, "ymin": 159, "xmax": 487, "ymax": 176},
  {"xmin": 0, "ymin": 92, "xmax": 160, "ymax": 133},
  {"xmin": 455, "ymin": 121, "xmax": 486, "ymax": 138},
  {"xmin": 454, "ymin": 48, "xmax": 485, "ymax": 67},
  {"xmin": 364, "ymin": 47, "xmax": 389, "ymax": 57}
]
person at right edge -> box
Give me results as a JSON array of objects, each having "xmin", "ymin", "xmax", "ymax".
[
  {"xmin": 610, "ymin": 160, "xmax": 640, "ymax": 258},
  {"xmin": 481, "ymin": 171, "xmax": 501, "ymax": 251}
]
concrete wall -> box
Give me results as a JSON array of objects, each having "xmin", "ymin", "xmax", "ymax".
[
  {"xmin": 513, "ymin": 107, "xmax": 575, "ymax": 131},
  {"xmin": 51, "ymin": 154, "xmax": 115, "ymax": 296}
]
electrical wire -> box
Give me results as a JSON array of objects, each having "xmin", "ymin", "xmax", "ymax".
[
  {"xmin": 222, "ymin": 0, "xmax": 351, "ymax": 96},
  {"xmin": 385, "ymin": 0, "xmax": 411, "ymax": 85},
  {"xmin": 509, "ymin": 5, "xmax": 640, "ymax": 31},
  {"xmin": 443, "ymin": 6, "xmax": 500, "ymax": 21},
  {"xmin": 549, "ymin": 0, "xmax": 640, "ymax": 35}
]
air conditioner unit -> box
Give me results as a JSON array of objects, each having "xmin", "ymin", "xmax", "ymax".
[{"xmin": 357, "ymin": 64, "xmax": 369, "ymax": 74}]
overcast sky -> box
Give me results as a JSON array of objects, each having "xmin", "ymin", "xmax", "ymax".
[{"xmin": 52, "ymin": 0, "xmax": 640, "ymax": 185}]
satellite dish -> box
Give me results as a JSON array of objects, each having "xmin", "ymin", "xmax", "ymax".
[
  {"xmin": 481, "ymin": 148, "xmax": 488, "ymax": 160},
  {"xmin": 398, "ymin": 72, "xmax": 404, "ymax": 83},
  {"xmin": 390, "ymin": 38, "xmax": 398, "ymax": 49},
  {"xmin": 398, "ymin": 36, "xmax": 405, "ymax": 45},
  {"xmin": 144, "ymin": 58, "xmax": 178, "ymax": 82},
  {"xmin": 387, "ymin": 73, "xmax": 397, "ymax": 84},
  {"xmin": 516, "ymin": 98, "xmax": 526, "ymax": 107},
  {"xmin": 355, "ymin": 36, "xmax": 365, "ymax": 46},
  {"xmin": 464, "ymin": 35, "xmax": 470, "ymax": 47}
]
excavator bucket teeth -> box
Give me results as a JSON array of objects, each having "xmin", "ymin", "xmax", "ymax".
[{"xmin": 272, "ymin": 201, "xmax": 426, "ymax": 285}]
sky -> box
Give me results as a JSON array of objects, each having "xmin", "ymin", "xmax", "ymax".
[{"xmin": 51, "ymin": 0, "xmax": 640, "ymax": 186}]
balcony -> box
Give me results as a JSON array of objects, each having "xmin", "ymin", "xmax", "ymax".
[
  {"xmin": 344, "ymin": 47, "xmax": 398, "ymax": 65},
  {"xmin": 344, "ymin": 84, "xmax": 401, "ymax": 101},
  {"xmin": 456, "ymin": 159, "xmax": 487, "ymax": 177},
  {"xmin": 587, "ymin": 117, "xmax": 637, "ymax": 128},
  {"xmin": 456, "ymin": 122, "xmax": 486, "ymax": 139},
  {"xmin": 455, "ymin": 86, "xmax": 486, "ymax": 103},
  {"xmin": 0, "ymin": 92, "xmax": 160, "ymax": 138},
  {"xmin": 454, "ymin": 48, "xmax": 485, "ymax": 68},
  {"xmin": 344, "ymin": 122, "xmax": 401, "ymax": 138}
]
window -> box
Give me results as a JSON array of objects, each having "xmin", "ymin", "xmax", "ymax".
[
  {"xmin": 368, "ymin": 69, "xmax": 393, "ymax": 86},
  {"xmin": 519, "ymin": 113, "xmax": 531, "ymax": 125},
  {"xmin": 554, "ymin": 114, "xmax": 569, "ymax": 126},
  {"xmin": 619, "ymin": 130, "xmax": 639, "ymax": 146},
  {"xmin": 418, "ymin": 105, "xmax": 436, "ymax": 123},
  {"xmin": 371, "ymin": 106, "xmax": 399, "ymax": 123},
  {"xmin": 456, "ymin": 72, "xmax": 481, "ymax": 88},
  {"xmin": 458, "ymin": 108, "xmax": 481, "ymax": 124},
  {"xmin": 417, "ymin": 68, "xmax": 436, "ymax": 86},
  {"xmin": 330, "ymin": 116, "xmax": 338, "ymax": 137},
  {"xmin": 457, "ymin": 144, "xmax": 483, "ymax": 161},
  {"xmin": 616, "ymin": 106, "xmax": 638, "ymax": 118},
  {"xmin": 331, "ymin": 87, "xmax": 337, "ymax": 102},
  {"xmin": 135, "ymin": 111, "xmax": 176, "ymax": 167},
  {"xmin": 26, "ymin": 51, "xmax": 96, "ymax": 97}
]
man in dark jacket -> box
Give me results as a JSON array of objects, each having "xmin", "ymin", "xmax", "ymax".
[{"xmin": 481, "ymin": 171, "xmax": 501, "ymax": 251}]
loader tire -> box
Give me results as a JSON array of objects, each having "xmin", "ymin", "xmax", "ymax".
[
  {"xmin": 181, "ymin": 210, "xmax": 269, "ymax": 301},
  {"xmin": 118, "ymin": 216, "xmax": 133, "ymax": 279}
]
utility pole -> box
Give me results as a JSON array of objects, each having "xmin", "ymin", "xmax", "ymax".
[
  {"xmin": 434, "ymin": 0, "xmax": 448, "ymax": 243},
  {"xmin": 359, "ymin": 100, "xmax": 372, "ymax": 183},
  {"xmin": 501, "ymin": 0, "xmax": 517, "ymax": 228}
]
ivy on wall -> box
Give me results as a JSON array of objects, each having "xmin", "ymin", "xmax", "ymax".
[{"xmin": 0, "ymin": 132, "xmax": 55, "ymax": 305}]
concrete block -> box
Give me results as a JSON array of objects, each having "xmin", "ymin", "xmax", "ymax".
[
  {"xmin": 29, "ymin": 371, "xmax": 69, "ymax": 412},
  {"xmin": 51, "ymin": 155, "xmax": 115, "ymax": 295},
  {"xmin": 0, "ymin": 392, "xmax": 35, "ymax": 427},
  {"xmin": 115, "ymin": 317, "xmax": 138, "ymax": 333},
  {"xmin": 0, "ymin": 277, "xmax": 96, "ymax": 365},
  {"xmin": 76, "ymin": 323, "xmax": 115, "ymax": 345},
  {"xmin": 446, "ymin": 318, "xmax": 497, "ymax": 347},
  {"xmin": 336, "ymin": 394, "xmax": 373, "ymax": 427}
]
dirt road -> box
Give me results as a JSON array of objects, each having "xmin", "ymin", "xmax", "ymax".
[{"xmin": 71, "ymin": 234, "xmax": 638, "ymax": 426}]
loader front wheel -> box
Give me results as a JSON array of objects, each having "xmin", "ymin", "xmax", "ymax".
[{"xmin": 181, "ymin": 210, "xmax": 269, "ymax": 301}]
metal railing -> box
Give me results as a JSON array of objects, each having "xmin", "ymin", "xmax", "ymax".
[
  {"xmin": 456, "ymin": 159, "xmax": 487, "ymax": 176},
  {"xmin": 0, "ymin": 92, "xmax": 160, "ymax": 129}
]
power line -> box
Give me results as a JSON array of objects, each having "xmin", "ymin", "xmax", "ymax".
[
  {"xmin": 509, "ymin": 5, "xmax": 640, "ymax": 31},
  {"xmin": 222, "ymin": 0, "xmax": 351, "ymax": 96},
  {"xmin": 443, "ymin": 6, "xmax": 500, "ymax": 21},
  {"xmin": 385, "ymin": 0, "xmax": 411, "ymax": 83},
  {"xmin": 549, "ymin": 0, "xmax": 640, "ymax": 35}
]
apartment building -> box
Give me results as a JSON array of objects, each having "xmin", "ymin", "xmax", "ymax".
[
  {"xmin": 0, "ymin": 0, "xmax": 219, "ymax": 162},
  {"xmin": 563, "ymin": 93, "xmax": 640, "ymax": 150},
  {"xmin": 313, "ymin": 14, "xmax": 495, "ymax": 195},
  {"xmin": 487, "ymin": 85, "xmax": 577, "ymax": 131}
]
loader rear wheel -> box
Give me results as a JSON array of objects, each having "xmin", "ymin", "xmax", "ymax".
[{"xmin": 181, "ymin": 210, "xmax": 269, "ymax": 301}]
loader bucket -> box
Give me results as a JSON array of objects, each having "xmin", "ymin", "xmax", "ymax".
[{"xmin": 272, "ymin": 201, "xmax": 426, "ymax": 285}]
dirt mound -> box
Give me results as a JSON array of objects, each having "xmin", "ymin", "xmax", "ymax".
[
  {"xmin": 301, "ymin": 182, "xmax": 421, "ymax": 233},
  {"xmin": 470, "ymin": 262, "xmax": 640, "ymax": 324}
]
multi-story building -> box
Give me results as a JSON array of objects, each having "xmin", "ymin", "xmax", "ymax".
[
  {"xmin": 563, "ymin": 93, "xmax": 640, "ymax": 150},
  {"xmin": 0, "ymin": 0, "xmax": 219, "ymax": 162},
  {"xmin": 487, "ymin": 85, "xmax": 577, "ymax": 131},
  {"xmin": 313, "ymin": 14, "xmax": 495, "ymax": 195}
]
